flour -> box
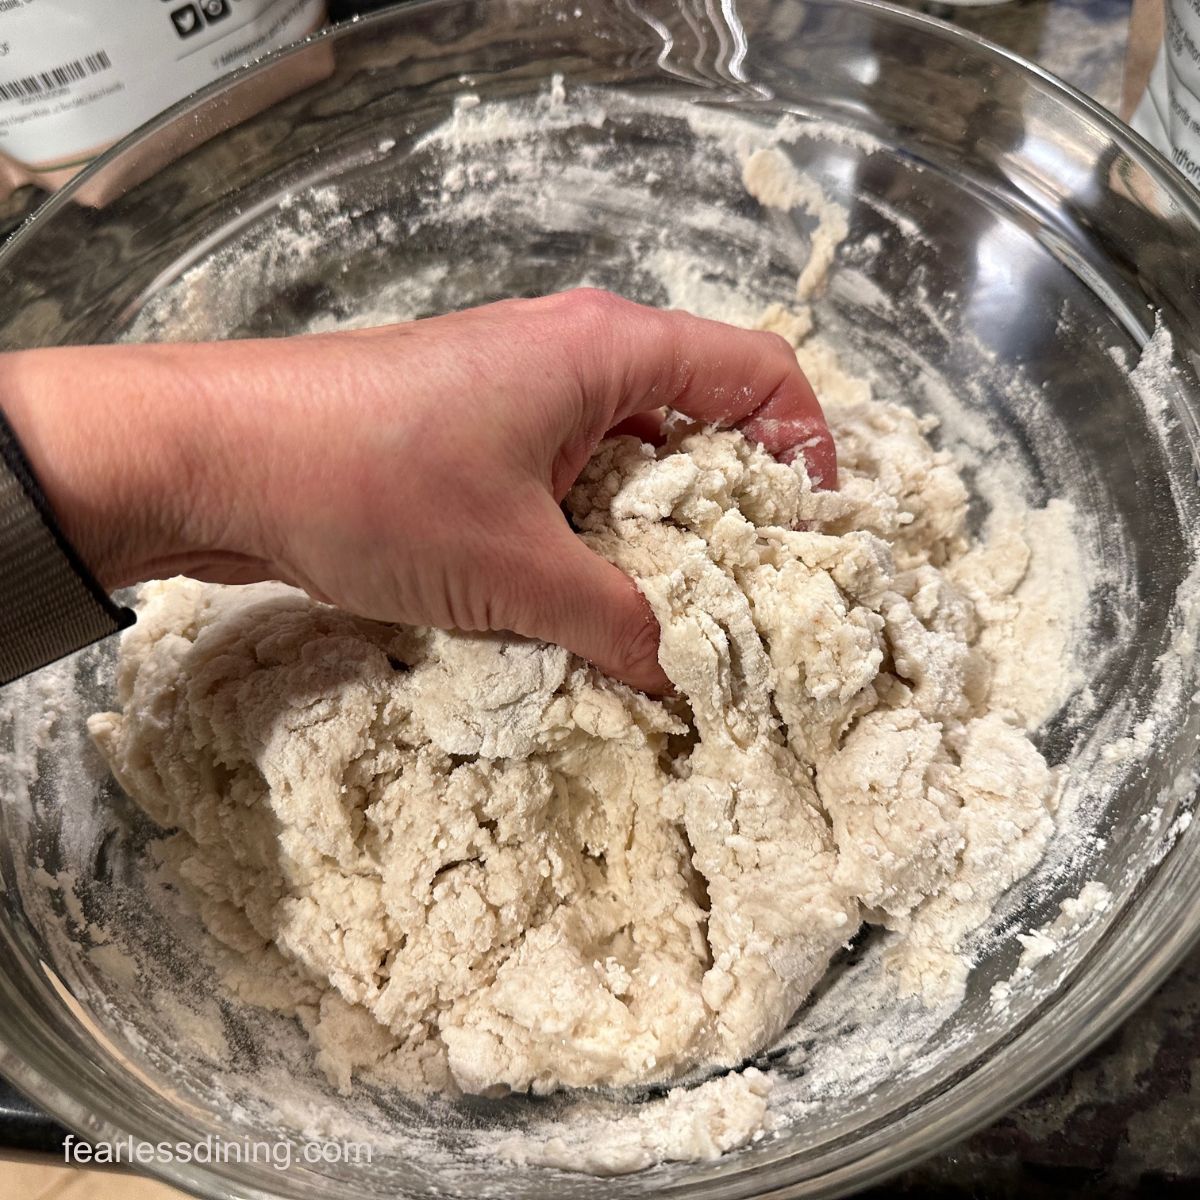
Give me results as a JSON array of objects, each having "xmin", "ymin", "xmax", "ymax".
[
  {"xmin": 88, "ymin": 399, "xmax": 1066, "ymax": 1162},
  {"xmin": 19, "ymin": 82, "xmax": 1187, "ymax": 1184},
  {"xmin": 90, "ymin": 229, "xmax": 1075, "ymax": 1176},
  {"xmin": 1129, "ymin": 320, "xmax": 1178, "ymax": 422},
  {"xmin": 741, "ymin": 147, "xmax": 848, "ymax": 300},
  {"xmin": 496, "ymin": 1069, "xmax": 774, "ymax": 1176},
  {"xmin": 989, "ymin": 882, "xmax": 1112, "ymax": 1014},
  {"xmin": 89, "ymin": 393, "xmax": 1064, "ymax": 1097}
]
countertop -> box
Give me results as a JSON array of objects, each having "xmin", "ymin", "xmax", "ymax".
[{"xmin": 2, "ymin": 2, "xmax": 1196, "ymax": 1198}]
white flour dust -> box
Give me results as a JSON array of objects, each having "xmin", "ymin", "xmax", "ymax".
[
  {"xmin": 86, "ymin": 93, "xmax": 1091, "ymax": 1174},
  {"xmin": 989, "ymin": 881, "xmax": 1112, "ymax": 1015},
  {"xmin": 5, "ymin": 78, "xmax": 1196, "ymax": 1186}
]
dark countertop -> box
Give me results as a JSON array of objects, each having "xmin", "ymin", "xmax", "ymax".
[
  {"xmin": 4, "ymin": 1, "xmax": 1196, "ymax": 1197},
  {"xmin": 872, "ymin": 942, "xmax": 1200, "ymax": 1198}
]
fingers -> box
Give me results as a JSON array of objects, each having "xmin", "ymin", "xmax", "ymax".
[
  {"xmin": 500, "ymin": 504, "xmax": 671, "ymax": 695},
  {"xmin": 643, "ymin": 309, "xmax": 837, "ymax": 489},
  {"xmin": 738, "ymin": 391, "xmax": 838, "ymax": 489},
  {"xmin": 556, "ymin": 290, "xmax": 837, "ymax": 487}
]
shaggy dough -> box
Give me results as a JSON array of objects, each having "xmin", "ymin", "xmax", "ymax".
[{"xmin": 88, "ymin": 393, "xmax": 1060, "ymax": 1100}]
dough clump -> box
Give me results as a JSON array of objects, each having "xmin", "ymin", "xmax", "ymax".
[{"xmin": 89, "ymin": 405, "xmax": 1058, "ymax": 1098}]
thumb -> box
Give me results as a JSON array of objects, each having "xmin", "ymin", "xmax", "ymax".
[{"xmin": 502, "ymin": 510, "xmax": 670, "ymax": 695}]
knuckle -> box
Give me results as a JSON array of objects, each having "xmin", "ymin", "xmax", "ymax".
[
  {"xmin": 561, "ymin": 285, "xmax": 626, "ymax": 311},
  {"xmin": 611, "ymin": 609, "xmax": 662, "ymax": 677},
  {"xmin": 456, "ymin": 548, "xmax": 530, "ymax": 635},
  {"xmin": 554, "ymin": 287, "xmax": 630, "ymax": 333},
  {"xmin": 758, "ymin": 329, "xmax": 799, "ymax": 361},
  {"xmin": 551, "ymin": 289, "xmax": 641, "ymax": 412},
  {"xmin": 437, "ymin": 573, "xmax": 492, "ymax": 633}
]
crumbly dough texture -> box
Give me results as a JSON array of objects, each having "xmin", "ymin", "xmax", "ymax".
[{"xmin": 89, "ymin": 390, "xmax": 1058, "ymax": 1100}]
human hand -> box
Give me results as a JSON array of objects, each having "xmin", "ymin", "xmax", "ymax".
[{"xmin": 0, "ymin": 290, "xmax": 834, "ymax": 693}]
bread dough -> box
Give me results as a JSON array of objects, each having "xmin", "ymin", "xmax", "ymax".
[{"xmin": 88, "ymin": 392, "xmax": 1060, "ymax": 1100}]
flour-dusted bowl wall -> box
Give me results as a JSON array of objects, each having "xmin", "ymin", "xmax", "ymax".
[{"xmin": 1, "ymin": 2, "xmax": 1200, "ymax": 1198}]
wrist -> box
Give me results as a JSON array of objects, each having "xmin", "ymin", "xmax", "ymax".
[{"xmin": 0, "ymin": 344, "xmax": 224, "ymax": 589}]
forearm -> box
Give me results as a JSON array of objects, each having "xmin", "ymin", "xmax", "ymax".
[{"xmin": 0, "ymin": 295, "xmax": 834, "ymax": 693}]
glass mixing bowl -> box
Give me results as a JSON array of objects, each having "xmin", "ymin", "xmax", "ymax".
[{"xmin": 2, "ymin": 1, "xmax": 1200, "ymax": 1197}]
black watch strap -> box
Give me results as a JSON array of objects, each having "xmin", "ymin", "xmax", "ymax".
[{"xmin": 0, "ymin": 409, "xmax": 134, "ymax": 686}]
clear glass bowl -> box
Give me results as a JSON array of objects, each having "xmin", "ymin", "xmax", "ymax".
[{"xmin": 2, "ymin": 2, "xmax": 1200, "ymax": 1197}]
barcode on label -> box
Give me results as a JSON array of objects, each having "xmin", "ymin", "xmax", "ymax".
[{"xmin": 0, "ymin": 50, "xmax": 112, "ymax": 103}]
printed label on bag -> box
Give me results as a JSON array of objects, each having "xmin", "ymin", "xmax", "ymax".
[
  {"xmin": 0, "ymin": 0, "xmax": 325, "ymax": 172},
  {"xmin": 1131, "ymin": 0, "xmax": 1200, "ymax": 185}
]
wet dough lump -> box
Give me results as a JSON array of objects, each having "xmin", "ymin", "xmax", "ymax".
[{"xmin": 89, "ymin": 406, "xmax": 1057, "ymax": 1097}]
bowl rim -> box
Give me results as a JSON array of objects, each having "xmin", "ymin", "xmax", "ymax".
[
  {"xmin": 1, "ymin": 2, "xmax": 1199, "ymax": 1198},
  {"xmin": 5, "ymin": 0, "xmax": 1200, "ymax": 274}
]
